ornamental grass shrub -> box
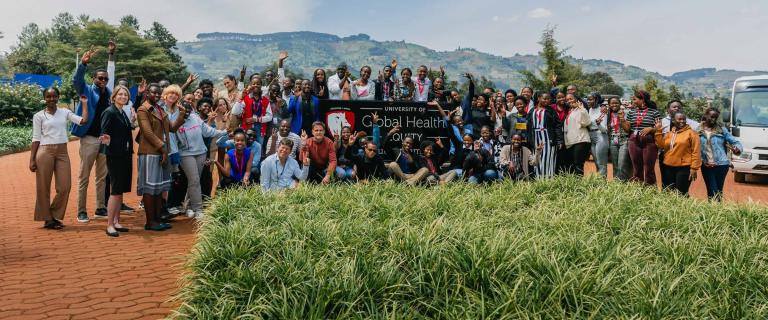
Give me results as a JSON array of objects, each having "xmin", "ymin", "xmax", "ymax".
[{"xmin": 174, "ymin": 176, "xmax": 768, "ymax": 319}]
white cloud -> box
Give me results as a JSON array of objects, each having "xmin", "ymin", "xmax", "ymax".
[
  {"xmin": 492, "ymin": 15, "xmax": 499, "ymax": 22},
  {"xmin": 527, "ymin": 8, "xmax": 552, "ymax": 19}
]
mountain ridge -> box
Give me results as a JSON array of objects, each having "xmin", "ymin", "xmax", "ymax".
[{"xmin": 177, "ymin": 31, "xmax": 768, "ymax": 96}]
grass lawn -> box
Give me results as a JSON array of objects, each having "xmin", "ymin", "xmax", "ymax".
[
  {"xmin": 0, "ymin": 126, "xmax": 31, "ymax": 154},
  {"xmin": 174, "ymin": 176, "xmax": 768, "ymax": 319}
]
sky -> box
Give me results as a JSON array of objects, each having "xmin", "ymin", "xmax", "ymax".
[{"xmin": 1, "ymin": 0, "xmax": 765, "ymax": 76}]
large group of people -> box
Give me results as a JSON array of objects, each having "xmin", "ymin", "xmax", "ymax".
[{"xmin": 29, "ymin": 41, "xmax": 744, "ymax": 236}]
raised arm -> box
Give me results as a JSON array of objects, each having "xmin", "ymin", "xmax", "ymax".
[
  {"xmin": 73, "ymin": 48, "xmax": 99, "ymax": 95},
  {"xmin": 461, "ymin": 74, "xmax": 474, "ymax": 123},
  {"xmin": 106, "ymin": 40, "xmax": 116, "ymax": 91}
]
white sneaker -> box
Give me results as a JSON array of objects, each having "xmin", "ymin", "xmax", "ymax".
[
  {"xmin": 194, "ymin": 211, "xmax": 204, "ymax": 220},
  {"xmin": 186, "ymin": 209, "xmax": 195, "ymax": 218},
  {"xmin": 168, "ymin": 206, "xmax": 181, "ymax": 215}
]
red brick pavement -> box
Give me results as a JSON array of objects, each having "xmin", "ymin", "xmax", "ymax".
[
  {"xmin": 0, "ymin": 139, "xmax": 196, "ymax": 320},
  {"xmin": 0, "ymin": 140, "xmax": 766, "ymax": 319}
]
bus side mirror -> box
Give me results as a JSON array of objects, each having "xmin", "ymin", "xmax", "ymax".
[
  {"xmin": 722, "ymin": 109, "xmax": 731, "ymax": 124},
  {"xmin": 732, "ymin": 126, "xmax": 740, "ymax": 137}
]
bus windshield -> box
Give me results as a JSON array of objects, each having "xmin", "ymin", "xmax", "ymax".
[{"xmin": 733, "ymin": 91, "xmax": 768, "ymax": 127}]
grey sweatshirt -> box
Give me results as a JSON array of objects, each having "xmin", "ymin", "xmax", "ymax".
[{"xmin": 177, "ymin": 112, "xmax": 227, "ymax": 157}]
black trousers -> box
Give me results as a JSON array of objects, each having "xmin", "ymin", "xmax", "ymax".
[
  {"xmin": 565, "ymin": 142, "xmax": 591, "ymax": 176},
  {"xmin": 201, "ymin": 164, "xmax": 212, "ymax": 200},
  {"xmin": 666, "ymin": 165, "xmax": 692, "ymax": 196},
  {"xmin": 167, "ymin": 168, "xmax": 188, "ymax": 209}
]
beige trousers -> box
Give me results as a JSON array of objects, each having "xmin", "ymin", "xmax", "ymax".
[
  {"xmin": 386, "ymin": 162, "xmax": 430, "ymax": 185},
  {"xmin": 77, "ymin": 135, "xmax": 107, "ymax": 213},
  {"xmin": 35, "ymin": 144, "xmax": 71, "ymax": 221}
]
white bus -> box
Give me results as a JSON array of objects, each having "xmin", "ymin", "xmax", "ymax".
[{"xmin": 726, "ymin": 76, "xmax": 768, "ymax": 182}]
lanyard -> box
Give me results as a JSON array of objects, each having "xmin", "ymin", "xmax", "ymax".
[
  {"xmin": 234, "ymin": 151, "xmax": 245, "ymax": 176},
  {"xmin": 634, "ymin": 108, "xmax": 649, "ymax": 130},
  {"xmin": 417, "ymin": 80, "xmax": 424, "ymax": 95},
  {"xmin": 611, "ymin": 113, "xmax": 619, "ymax": 133}
]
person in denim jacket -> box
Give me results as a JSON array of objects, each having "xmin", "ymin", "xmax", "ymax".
[{"xmin": 699, "ymin": 107, "xmax": 743, "ymax": 202}]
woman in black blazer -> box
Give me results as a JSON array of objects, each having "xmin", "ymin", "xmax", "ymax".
[
  {"xmin": 100, "ymin": 85, "xmax": 134, "ymax": 237},
  {"xmin": 525, "ymin": 92, "xmax": 564, "ymax": 179}
]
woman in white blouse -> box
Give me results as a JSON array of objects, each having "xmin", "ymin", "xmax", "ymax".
[
  {"xmin": 350, "ymin": 66, "xmax": 376, "ymax": 100},
  {"xmin": 30, "ymin": 88, "xmax": 90, "ymax": 229}
]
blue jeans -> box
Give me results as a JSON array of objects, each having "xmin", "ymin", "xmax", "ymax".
[
  {"xmin": 609, "ymin": 141, "xmax": 632, "ymax": 181},
  {"xmin": 468, "ymin": 169, "xmax": 498, "ymax": 184},
  {"xmin": 589, "ymin": 131, "xmax": 609, "ymax": 177},
  {"xmin": 701, "ymin": 165, "xmax": 729, "ymax": 201},
  {"xmin": 335, "ymin": 167, "xmax": 354, "ymax": 181}
]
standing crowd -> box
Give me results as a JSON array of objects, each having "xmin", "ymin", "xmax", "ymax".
[{"xmin": 30, "ymin": 41, "xmax": 743, "ymax": 236}]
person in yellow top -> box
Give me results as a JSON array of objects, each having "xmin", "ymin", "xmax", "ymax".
[{"xmin": 653, "ymin": 112, "xmax": 701, "ymax": 196}]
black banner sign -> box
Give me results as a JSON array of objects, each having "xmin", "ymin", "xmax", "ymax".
[{"xmin": 318, "ymin": 100, "xmax": 451, "ymax": 154}]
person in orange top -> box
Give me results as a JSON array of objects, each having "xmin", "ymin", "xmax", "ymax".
[{"xmin": 653, "ymin": 112, "xmax": 701, "ymax": 196}]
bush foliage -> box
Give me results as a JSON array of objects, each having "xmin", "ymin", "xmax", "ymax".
[
  {"xmin": 0, "ymin": 126, "xmax": 32, "ymax": 153},
  {"xmin": 175, "ymin": 177, "xmax": 768, "ymax": 319},
  {"xmin": 0, "ymin": 83, "xmax": 43, "ymax": 125}
]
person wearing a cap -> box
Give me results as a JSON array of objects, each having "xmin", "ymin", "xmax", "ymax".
[{"xmin": 327, "ymin": 63, "xmax": 351, "ymax": 100}]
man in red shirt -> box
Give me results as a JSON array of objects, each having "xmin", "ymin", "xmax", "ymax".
[{"xmin": 300, "ymin": 121, "xmax": 337, "ymax": 184}]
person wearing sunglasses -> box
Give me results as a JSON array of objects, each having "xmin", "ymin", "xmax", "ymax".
[
  {"xmin": 70, "ymin": 45, "xmax": 111, "ymax": 223},
  {"xmin": 343, "ymin": 113, "xmax": 388, "ymax": 183}
]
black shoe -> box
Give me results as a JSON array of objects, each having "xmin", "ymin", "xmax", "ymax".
[
  {"xmin": 77, "ymin": 212, "xmax": 89, "ymax": 223},
  {"xmin": 94, "ymin": 208, "xmax": 108, "ymax": 219},
  {"xmin": 114, "ymin": 226, "xmax": 129, "ymax": 232},
  {"xmin": 43, "ymin": 220, "xmax": 63, "ymax": 230},
  {"xmin": 120, "ymin": 203, "xmax": 135, "ymax": 212},
  {"xmin": 106, "ymin": 229, "xmax": 120, "ymax": 237},
  {"xmin": 144, "ymin": 224, "xmax": 167, "ymax": 231}
]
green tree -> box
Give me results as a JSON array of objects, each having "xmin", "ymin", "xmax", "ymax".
[
  {"xmin": 119, "ymin": 15, "xmax": 140, "ymax": 31},
  {"xmin": 519, "ymin": 27, "xmax": 586, "ymax": 94},
  {"xmin": 6, "ymin": 23, "xmax": 53, "ymax": 74},
  {"xmin": 633, "ymin": 76, "xmax": 670, "ymax": 109},
  {"xmin": 50, "ymin": 12, "xmax": 78, "ymax": 45},
  {"xmin": 143, "ymin": 21, "xmax": 187, "ymax": 82},
  {"xmin": 669, "ymin": 85, "xmax": 684, "ymax": 101},
  {"xmin": 582, "ymin": 71, "xmax": 624, "ymax": 96}
]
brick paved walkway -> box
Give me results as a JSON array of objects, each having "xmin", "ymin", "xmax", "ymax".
[
  {"xmin": 0, "ymin": 139, "xmax": 196, "ymax": 320},
  {"xmin": 0, "ymin": 139, "xmax": 765, "ymax": 319}
]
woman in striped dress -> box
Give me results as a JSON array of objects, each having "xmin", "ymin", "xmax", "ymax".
[
  {"xmin": 526, "ymin": 92, "xmax": 563, "ymax": 178},
  {"xmin": 622, "ymin": 90, "xmax": 662, "ymax": 185}
]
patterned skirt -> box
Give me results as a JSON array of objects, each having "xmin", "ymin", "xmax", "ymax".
[{"xmin": 137, "ymin": 154, "xmax": 172, "ymax": 196}]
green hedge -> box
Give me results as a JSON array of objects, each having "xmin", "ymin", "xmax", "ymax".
[
  {"xmin": 175, "ymin": 177, "xmax": 768, "ymax": 319},
  {"xmin": 0, "ymin": 83, "xmax": 43, "ymax": 126},
  {"xmin": 0, "ymin": 126, "xmax": 31, "ymax": 154}
]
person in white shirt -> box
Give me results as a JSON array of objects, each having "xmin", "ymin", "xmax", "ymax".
[
  {"xmin": 327, "ymin": 63, "xmax": 350, "ymax": 100},
  {"xmin": 412, "ymin": 65, "xmax": 432, "ymax": 102},
  {"xmin": 30, "ymin": 88, "xmax": 91, "ymax": 230},
  {"xmin": 661, "ymin": 100, "xmax": 699, "ymax": 134},
  {"xmin": 351, "ymin": 66, "xmax": 376, "ymax": 100}
]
